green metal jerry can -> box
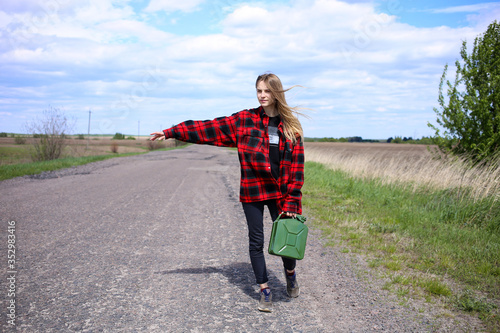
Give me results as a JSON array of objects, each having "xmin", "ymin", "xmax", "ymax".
[{"xmin": 268, "ymin": 214, "xmax": 308, "ymax": 260}]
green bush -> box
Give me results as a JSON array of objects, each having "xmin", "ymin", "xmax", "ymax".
[
  {"xmin": 392, "ymin": 136, "xmax": 403, "ymax": 143},
  {"xmin": 0, "ymin": 132, "xmax": 8, "ymax": 137},
  {"xmin": 77, "ymin": 134, "xmax": 85, "ymax": 140},
  {"xmin": 126, "ymin": 136, "xmax": 136, "ymax": 140},
  {"xmin": 417, "ymin": 137, "xmax": 434, "ymax": 145},
  {"xmin": 113, "ymin": 132, "xmax": 125, "ymax": 140},
  {"xmin": 14, "ymin": 135, "xmax": 26, "ymax": 144}
]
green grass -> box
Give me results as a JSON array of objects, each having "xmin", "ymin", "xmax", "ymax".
[
  {"xmin": 456, "ymin": 290, "xmax": 497, "ymax": 315},
  {"xmin": 0, "ymin": 146, "xmax": 30, "ymax": 156},
  {"xmin": 0, "ymin": 153, "xmax": 145, "ymax": 181},
  {"xmin": 303, "ymin": 161, "xmax": 499, "ymax": 330},
  {"xmin": 0, "ymin": 146, "xmax": 31, "ymax": 164}
]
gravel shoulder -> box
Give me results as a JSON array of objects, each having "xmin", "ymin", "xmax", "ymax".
[{"xmin": 0, "ymin": 145, "xmax": 479, "ymax": 332}]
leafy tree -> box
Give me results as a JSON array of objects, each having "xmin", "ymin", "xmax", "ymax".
[
  {"xmin": 113, "ymin": 132, "xmax": 125, "ymax": 140},
  {"xmin": 348, "ymin": 136, "xmax": 363, "ymax": 142},
  {"xmin": 428, "ymin": 21, "xmax": 500, "ymax": 161},
  {"xmin": 392, "ymin": 136, "xmax": 403, "ymax": 144}
]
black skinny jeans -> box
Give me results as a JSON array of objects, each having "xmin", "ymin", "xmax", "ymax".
[{"xmin": 242, "ymin": 200, "xmax": 296, "ymax": 285}]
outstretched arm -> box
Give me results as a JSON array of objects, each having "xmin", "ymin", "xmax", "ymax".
[{"xmin": 149, "ymin": 114, "xmax": 239, "ymax": 147}]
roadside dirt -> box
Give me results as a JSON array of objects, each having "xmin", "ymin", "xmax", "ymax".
[{"xmin": 0, "ymin": 145, "xmax": 481, "ymax": 332}]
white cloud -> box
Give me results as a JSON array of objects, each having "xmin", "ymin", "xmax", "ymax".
[
  {"xmin": 432, "ymin": 2, "xmax": 500, "ymax": 13},
  {"xmin": 0, "ymin": 11, "xmax": 13, "ymax": 29},
  {"xmin": 0, "ymin": 0, "xmax": 492, "ymax": 138},
  {"xmin": 144, "ymin": 0, "xmax": 204, "ymax": 13},
  {"xmin": 96, "ymin": 19, "xmax": 173, "ymax": 44},
  {"xmin": 0, "ymin": 0, "xmax": 50, "ymax": 14},
  {"xmin": 431, "ymin": 2, "xmax": 500, "ymax": 31}
]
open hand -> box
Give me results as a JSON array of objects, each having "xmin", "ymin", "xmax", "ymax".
[{"xmin": 150, "ymin": 132, "xmax": 165, "ymax": 141}]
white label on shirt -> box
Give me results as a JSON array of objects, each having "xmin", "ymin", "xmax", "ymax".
[
  {"xmin": 268, "ymin": 124, "xmax": 279, "ymax": 146},
  {"xmin": 269, "ymin": 133, "xmax": 279, "ymax": 145}
]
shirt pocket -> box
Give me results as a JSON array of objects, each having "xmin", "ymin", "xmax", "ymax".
[
  {"xmin": 240, "ymin": 130, "xmax": 264, "ymax": 153},
  {"xmin": 239, "ymin": 131, "xmax": 266, "ymax": 167}
]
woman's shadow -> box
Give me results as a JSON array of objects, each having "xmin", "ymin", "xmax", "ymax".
[{"xmin": 155, "ymin": 262, "xmax": 290, "ymax": 302}]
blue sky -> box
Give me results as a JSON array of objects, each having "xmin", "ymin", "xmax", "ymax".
[{"xmin": 1, "ymin": 0, "xmax": 499, "ymax": 139}]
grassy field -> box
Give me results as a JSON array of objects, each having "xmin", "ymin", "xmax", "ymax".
[
  {"xmin": 0, "ymin": 135, "xmax": 174, "ymax": 165},
  {"xmin": 0, "ymin": 135, "xmax": 179, "ymax": 181},
  {"xmin": 303, "ymin": 142, "xmax": 500, "ymax": 331}
]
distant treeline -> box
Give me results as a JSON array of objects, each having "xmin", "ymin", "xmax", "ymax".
[{"xmin": 304, "ymin": 136, "xmax": 435, "ymax": 144}]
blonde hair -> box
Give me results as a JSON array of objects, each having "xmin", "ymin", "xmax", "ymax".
[{"xmin": 256, "ymin": 73, "xmax": 305, "ymax": 144}]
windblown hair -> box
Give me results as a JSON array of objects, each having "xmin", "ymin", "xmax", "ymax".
[{"xmin": 256, "ymin": 73, "xmax": 305, "ymax": 144}]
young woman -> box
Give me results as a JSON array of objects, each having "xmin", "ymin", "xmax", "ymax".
[{"xmin": 150, "ymin": 73, "xmax": 305, "ymax": 312}]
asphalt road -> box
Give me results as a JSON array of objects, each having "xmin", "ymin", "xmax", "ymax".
[{"xmin": 0, "ymin": 145, "xmax": 460, "ymax": 332}]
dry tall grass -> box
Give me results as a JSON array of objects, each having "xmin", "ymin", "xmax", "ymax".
[
  {"xmin": 0, "ymin": 136, "xmax": 176, "ymax": 165},
  {"xmin": 305, "ymin": 142, "xmax": 500, "ymax": 202}
]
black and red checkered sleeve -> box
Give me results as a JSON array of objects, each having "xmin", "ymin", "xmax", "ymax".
[
  {"xmin": 282, "ymin": 137, "xmax": 304, "ymax": 214},
  {"xmin": 163, "ymin": 113, "xmax": 238, "ymax": 148}
]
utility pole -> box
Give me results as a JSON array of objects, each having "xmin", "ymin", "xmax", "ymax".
[{"xmin": 87, "ymin": 109, "xmax": 91, "ymax": 150}]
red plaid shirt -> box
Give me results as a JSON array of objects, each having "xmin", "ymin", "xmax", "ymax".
[{"xmin": 163, "ymin": 106, "xmax": 304, "ymax": 214}]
